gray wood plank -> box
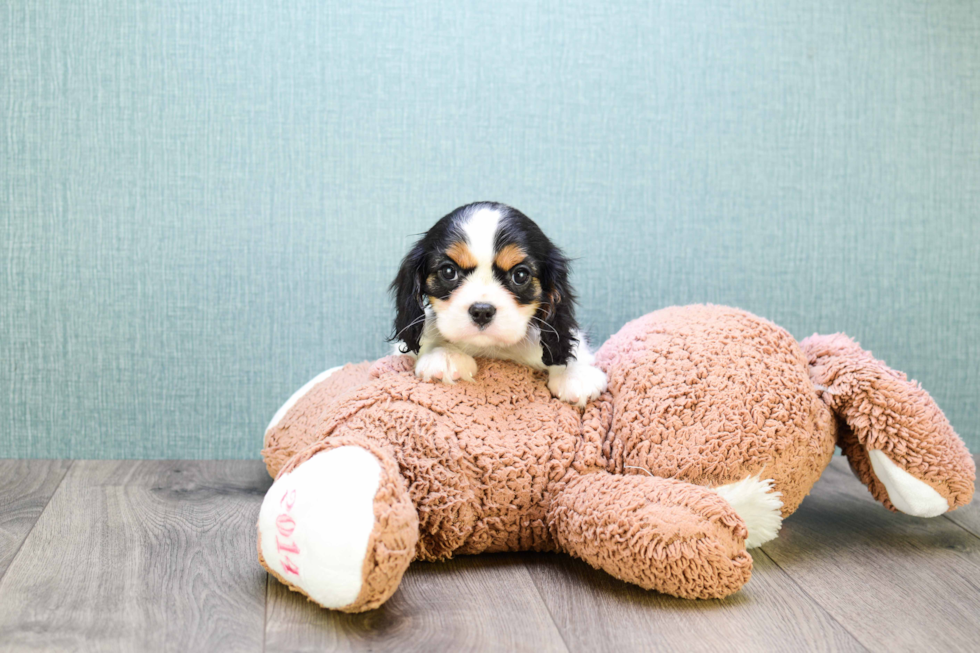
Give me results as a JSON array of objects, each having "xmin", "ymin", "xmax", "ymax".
[
  {"xmin": 0, "ymin": 460, "xmax": 72, "ymax": 578},
  {"xmin": 265, "ymin": 552, "xmax": 569, "ymax": 653},
  {"xmin": 1, "ymin": 455, "xmax": 974, "ymax": 651},
  {"xmin": 0, "ymin": 460, "xmax": 272, "ymax": 653},
  {"xmin": 761, "ymin": 456, "xmax": 980, "ymax": 653},
  {"xmin": 525, "ymin": 543, "xmax": 865, "ymax": 653},
  {"xmin": 942, "ymin": 454, "xmax": 980, "ymax": 539}
]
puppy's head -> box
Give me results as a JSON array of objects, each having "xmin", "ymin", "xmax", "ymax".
[{"xmin": 390, "ymin": 202, "xmax": 578, "ymax": 365}]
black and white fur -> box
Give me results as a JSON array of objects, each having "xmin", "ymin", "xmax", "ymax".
[{"xmin": 390, "ymin": 202, "xmax": 607, "ymax": 407}]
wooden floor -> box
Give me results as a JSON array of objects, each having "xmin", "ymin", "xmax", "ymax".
[{"xmin": 0, "ymin": 456, "xmax": 977, "ymax": 652}]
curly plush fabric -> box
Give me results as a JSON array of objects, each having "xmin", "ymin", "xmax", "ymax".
[
  {"xmin": 549, "ymin": 473, "xmax": 752, "ymax": 598},
  {"xmin": 594, "ymin": 305, "xmax": 837, "ymax": 515},
  {"xmin": 262, "ymin": 361, "xmax": 378, "ymax": 475},
  {"xmin": 258, "ymin": 304, "xmax": 975, "ymax": 612},
  {"xmin": 802, "ymin": 333, "xmax": 975, "ymax": 512},
  {"xmin": 268, "ymin": 357, "xmax": 594, "ymax": 558}
]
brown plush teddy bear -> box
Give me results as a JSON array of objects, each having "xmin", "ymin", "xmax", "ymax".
[{"xmin": 257, "ymin": 304, "xmax": 975, "ymax": 612}]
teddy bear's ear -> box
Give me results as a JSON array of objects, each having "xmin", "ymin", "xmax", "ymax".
[{"xmin": 388, "ymin": 241, "xmax": 428, "ymax": 354}]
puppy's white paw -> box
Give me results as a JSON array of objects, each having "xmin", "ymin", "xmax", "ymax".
[
  {"xmin": 415, "ymin": 348, "xmax": 478, "ymax": 384},
  {"xmin": 548, "ymin": 363, "xmax": 607, "ymax": 407}
]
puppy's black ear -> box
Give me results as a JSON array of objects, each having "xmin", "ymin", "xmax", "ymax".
[
  {"xmin": 538, "ymin": 248, "xmax": 579, "ymax": 367},
  {"xmin": 388, "ymin": 241, "xmax": 428, "ymax": 353}
]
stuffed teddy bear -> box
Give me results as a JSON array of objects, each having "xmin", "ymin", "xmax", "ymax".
[{"xmin": 257, "ymin": 304, "xmax": 975, "ymax": 613}]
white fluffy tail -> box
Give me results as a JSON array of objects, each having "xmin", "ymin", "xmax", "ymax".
[{"xmin": 713, "ymin": 476, "xmax": 784, "ymax": 548}]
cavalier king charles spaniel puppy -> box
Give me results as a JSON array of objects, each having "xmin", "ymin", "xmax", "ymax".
[{"xmin": 389, "ymin": 201, "xmax": 607, "ymax": 407}]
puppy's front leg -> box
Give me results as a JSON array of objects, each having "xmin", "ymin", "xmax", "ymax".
[
  {"xmin": 415, "ymin": 344, "xmax": 478, "ymax": 384},
  {"xmin": 546, "ymin": 339, "xmax": 607, "ymax": 407},
  {"xmin": 547, "ymin": 362, "xmax": 607, "ymax": 407}
]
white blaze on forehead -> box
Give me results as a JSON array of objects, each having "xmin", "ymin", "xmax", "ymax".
[
  {"xmin": 461, "ymin": 207, "xmax": 501, "ymax": 273},
  {"xmin": 435, "ymin": 205, "xmax": 529, "ymax": 346}
]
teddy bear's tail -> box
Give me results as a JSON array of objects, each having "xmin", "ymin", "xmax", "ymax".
[{"xmin": 800, "ymin": 333, "xmax": 975, "ymax": 516}]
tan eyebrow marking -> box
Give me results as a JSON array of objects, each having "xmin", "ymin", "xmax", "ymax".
[
  {"xmin": 446, "ymin": 241, "xmax": 478, "ymax": 269},
  {"xmin": 494, "ymin": 244, "xmax": 527, "ymax": 271}
]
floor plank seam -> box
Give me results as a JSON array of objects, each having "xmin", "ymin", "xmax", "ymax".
[
  {"xmin": 524, "ymin": 559, "xmax": 573, "ymax": 653},
  {"xmin": 942, "ymin": 515, "xmax": 980, "ymax": 542},
  {"xmin": 754, "ymin": 547, "xmax": 871, "ymax": 653},
  {"xmin": 261, "ymin": 570, "xmax": 270, "ymax": 653},
  {"xmin": 938, "ymin": 512, "xmax": 980, "ymax": 596},
  {"xmin": 0, "ymin": 459, "xmax": 74, "ymax": 591}
]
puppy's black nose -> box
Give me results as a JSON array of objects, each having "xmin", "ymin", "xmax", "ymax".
[{"xmin": 468, "ymin": 303, "xmax": 496, "ymax": 328}]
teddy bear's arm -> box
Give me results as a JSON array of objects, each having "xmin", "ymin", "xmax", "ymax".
[{"xmin": 548, "ymin": 472, "xmax": 753, "ymax": 599}]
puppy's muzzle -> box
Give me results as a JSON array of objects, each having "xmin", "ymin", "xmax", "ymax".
[{"xmin": 468, "ymin": 303, "xmax": 496, "ymax": 328}]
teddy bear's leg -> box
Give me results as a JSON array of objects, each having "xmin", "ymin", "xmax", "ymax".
[
  {"xmin": 262, "ymin": 361, "xmax": 381, "ymax": 477},
  {"xmin": 549, "ymin": 472, "xmax": 753, "ymax": 599},
  {"xmin": 265, "ymin": 366, "xmax": 345, "ymax": 433},
  {"xmin": 802, "ymin": 333, "xmax": 975, "ymax": 516},
  {"xmin": 257, "ymin": 438, "xmax": 419, "ymax": 612}
]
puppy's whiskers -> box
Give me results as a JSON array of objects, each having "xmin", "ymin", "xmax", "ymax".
[
  {"xmin": 526, "ymin": 324, "xmax": 555, "ymax": 363},
  {"xmin": 531, "ymin": 316, "xmax": 560, "ymax": 340},
  {"xmin": 393, "ymin": 314, "xmax": 427, "ymax": 341}
]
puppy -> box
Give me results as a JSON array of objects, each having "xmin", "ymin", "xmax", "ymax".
[{"xmin": 389, "ymin": 201, "xmax": 607, "ymax": 407}]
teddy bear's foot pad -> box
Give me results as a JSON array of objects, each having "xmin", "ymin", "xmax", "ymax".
[
  {"xmin": 258, "ymin": 446, "xmax": 381, "ymax": 609},
  {"xmin": 867, "ymin": 450, "xmax": 949, "ymax": 517}
]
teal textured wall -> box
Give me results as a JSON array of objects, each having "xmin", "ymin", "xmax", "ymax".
[{"xmin": 2, "ymin": 1, "xmax": 978, "ymax": 458}]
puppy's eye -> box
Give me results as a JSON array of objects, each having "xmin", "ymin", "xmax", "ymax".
[
  {"xmin": 511, "ymin": 266, "xmax": 531, "ymax": 286},
  {"xmin": 438, "ymin": 264, "xmax": 458, "ymax": 282}
]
